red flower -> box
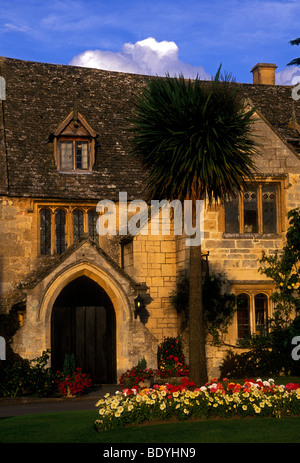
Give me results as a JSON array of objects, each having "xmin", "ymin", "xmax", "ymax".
[{"xmin": 285, "ymin": 383, "xmax": 300, "ymax": 390}]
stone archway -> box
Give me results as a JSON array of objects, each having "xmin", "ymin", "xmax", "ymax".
[
  {"xmin": 14, "ymin": 242, "xmax": 159, "ymax": 379},
  {"xmin": 51, "ymin": 275, "xmax": 116, "ymax": 384},
  {"xmin": 37, "ymin": 259, "xmax": 136, "ymax": 380}
]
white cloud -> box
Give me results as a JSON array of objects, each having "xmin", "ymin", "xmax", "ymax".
[
  {"xmin": 276, "ymin": 66, "xmax": 300, "ymax": 85},
  {"xmin": 69, "ymin": 37, "xmax": 211, "ymax": 80}
]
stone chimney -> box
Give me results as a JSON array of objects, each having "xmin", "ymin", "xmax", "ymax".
[{"xmin": 251, "ymin": 63, "xmax": 277, "ymax": 85}]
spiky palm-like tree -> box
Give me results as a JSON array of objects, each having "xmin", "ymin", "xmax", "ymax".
[
  {"xmin": 287, "ymin": 38, "xmax": 300, "ymax": 67},
  {"xmin": 130, "ymin": 68, "xmax": 258, "ymax": 385}
]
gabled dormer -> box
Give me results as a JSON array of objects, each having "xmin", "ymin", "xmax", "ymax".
[{"xmin": 53, "ymin": 109, "xmax": 97, "ymax": 172}]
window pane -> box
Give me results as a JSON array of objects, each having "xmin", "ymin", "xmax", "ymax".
[
  {"xmin": 243, "ymin": 186, "xmax": 258, "ymax": 233},
  {"xmin": 76, "ymin": 141, "xmax": 89, "ymax": 169},
  {"xmin": 60, "ymin": 142, "xmax": 73, "ymax": 170},
  {"xmin": 255, "ymin": 293, "xmax": 268, "ymax": 335},
  {"xmin": 73, "ymin": 209, "xmax": 84, "ymax": 242},
  {"xmin": 262, "ymin": 185, "xmax": 277, "ymax": 233},
  {"xmin": 40, "ymin": 209, "xmax": 51, "ymax": 255},
  {"xmin": 88, "ymin": 209, "xmax": 98, "ymax": 241},
  {"xmin": 237, "ymin": 293, "xmax": 250, "ymax": 338},
  {"xmin": 55, "ymin": 209, "xmax": 66, "ymax": 254},
  {"xmin": 224, "ymin": 192, "xmax": 239, "ymax": 233}
]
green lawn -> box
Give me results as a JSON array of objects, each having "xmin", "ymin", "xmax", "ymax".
[
  {"xmin": 1, "ymin": 377, "xmax": 300, "ymax": 445},
  {"xmin": 1, "ymin": 410, "xmax": 300, "ymax": 443}
]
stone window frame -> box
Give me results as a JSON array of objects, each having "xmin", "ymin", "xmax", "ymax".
[
  {"xmin": 230, "ymin": 283, "xmax": 274, "ymax": 341},
  {"xmin": 222, "ymin": 175, "xmax": 287, "ymax": 238},
  {"xmin": 38, "ymin": 204, "xmax": 99, "ymax": 255}
]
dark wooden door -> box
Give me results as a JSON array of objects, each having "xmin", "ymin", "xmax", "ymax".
[{"xmin": 51, "ymin": 276, "xmax": 116, "ymax": 384}]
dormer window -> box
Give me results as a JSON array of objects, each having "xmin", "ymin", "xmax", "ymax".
[{"xmin": 52, "ymin": 110, "xmax": 97, "ymax": 173}]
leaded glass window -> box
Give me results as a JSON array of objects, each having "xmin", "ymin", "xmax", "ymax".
[
  {"xmin": 237, "ymin": 293, "xmax": 250, "ymax": 339},
  {"xmin": 262, "ymin": 185, "xmax": 277, "ymax": 234},
  {"xmin": 55, "ymin": 209, "xmax": 66, "ymax": 254},
  {"xmin": 73, "ymin": 209, "xmax": 84, "ymax": 242},
  {"xmin": 243, "ymin": 186, "xmax": 258, "ymax": 233},
  {"xmin": 88, "ymin": 209, "xmax": 98, "ymax": 241},
  {"xmin": 40, "ymin": 208, "xmax": 51, "ymax": 255},
  {"xmin": 59, "ymin": 140, "xmax": 89, "ymax": 171},
  {"xmin": 255, "ymin": 293, "xmax": 268, "ymax": 335}
]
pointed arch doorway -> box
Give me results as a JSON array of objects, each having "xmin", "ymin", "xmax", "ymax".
[{"xmin": 51, "ymin": 275, "xmax": 116, "ymax": 384}]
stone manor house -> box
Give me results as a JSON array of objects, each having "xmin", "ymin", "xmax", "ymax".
[{"xmin": 1, "ymin": 57, "xmax": 300, "ymax": 383}]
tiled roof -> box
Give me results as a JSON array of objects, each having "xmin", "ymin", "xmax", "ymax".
[
  {"xmin": 0, "ymin": 56, "xmax": 300, "ymax": 200},
  {"xmin": 0, "ymin": 56, "xmax": 150, "ymax": 200}
]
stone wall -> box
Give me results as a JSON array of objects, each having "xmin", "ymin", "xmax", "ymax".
[
  {"xmin": 123, "ymin": 208, "xmax": 179, "ymax": 343},
  {"xmin": 0, "ymin": 196, "xmax": 37, "ymax": 311}
]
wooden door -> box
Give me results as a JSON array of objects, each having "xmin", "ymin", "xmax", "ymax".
[{"xmin": 51, "ymin": 276, "xmax": 116, "ymax": 384}]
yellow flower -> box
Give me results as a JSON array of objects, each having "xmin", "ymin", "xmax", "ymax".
[{"xmin": 160, "ymin": 403, "xmax": 166, "ymax": 410}]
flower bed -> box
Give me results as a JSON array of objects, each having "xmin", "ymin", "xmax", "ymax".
[
  {"xmin": 56, "ymin": 367, "xmax": 92, "ymax": 397},
  {"xmin": 94, "ymin": 377, "xmax": 300, "ymax": 432}
]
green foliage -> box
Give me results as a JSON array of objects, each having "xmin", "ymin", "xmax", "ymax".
[
  {"xmin": 259, "ymin": 208, "xmax": 300, "ymax": 329},
  {"xmin": 203, "ymin": 273, "xmax": 236, "ymax": 344},
  {"xmin": 130, "ymin": 66, "xmax": 258, "ymax": 204},
  {"xmin": 169, "ymin": 277, "xmax": 189, "ymax": 328},
  {"xmin": 27, "ymin": 349, "xmax": 57, "ymax": 397},
  {"xmin": 221, "ymin": 316, "xmax": 300, "ymax": 379},
  {"xmin": 62, "ymin": 353, "xmax": 76, "ymax": 376},
  {"xmin": 137, "ymin": 357, "xmax": 147, "ymax": 371},
  {"xmin": 219, "ymin": 348, "xmax": 283, "ymax": 379},
  {"xmin": 0, "ymin": 306, "xmax": 20, "ymax": 342},
  {"xmin": 0, "ymin": 350, "xmax": 57, "ymax": 397},
  {"xmin": 170, "ymin": 273, "xmax": 236, "ymax": 344},
  {"xmin": 287, "ymin": 37, "xmax": 300, "ymax": 66},
  {"xmin": 0, "ymin": 359, "xmax": 30, "ymax": 397}
]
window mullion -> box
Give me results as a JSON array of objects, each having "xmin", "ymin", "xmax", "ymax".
[
  {"xmin": 257, "ymin": 184, "xmax": 263, "ymax": 234},
  {"xmin": 239, "ymin": 190, "xmax": 244, "ymax": 233},
  {"xmin": 83, "ymin": 209, "xmax": 88, "ymax": 234},
  {"xmin": 250, "ymin": 292, "xmax": 255, "ymax": 335},
  {"xmin": 50, "ymin": 208, "xmax": 55, "ymax": 255},
  {"xmin": 73, "ymin": 141, "xmax": 76, "ymax": 171},
  {"xmin": 276, "ymin": 183, "xmax": 281, "ymax": 233}
]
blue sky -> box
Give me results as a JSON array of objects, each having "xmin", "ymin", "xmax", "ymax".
[{"xmin": 1, "ymin": 0, "xmax": 300, "ymax": 84}]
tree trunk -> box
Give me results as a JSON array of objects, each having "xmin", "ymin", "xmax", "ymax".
[{"xmin": 188, "ymin": 244, "xmax": 208, "ymax": 386}]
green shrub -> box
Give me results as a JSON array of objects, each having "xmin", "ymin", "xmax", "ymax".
[
  {"xmin": 0, "ymin": 350, "xmax": 58, "ymax": 397},
  {"xmin": 0, "ymin": 359, "xmax": 30, "ymax": 397},
  {"xmin": 26, "ymin": 350, "xmax": 58, "ymax": 397},
  {"xmin": 62, "ymin": 353, "xmax": 76, "ymax": 376}
]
